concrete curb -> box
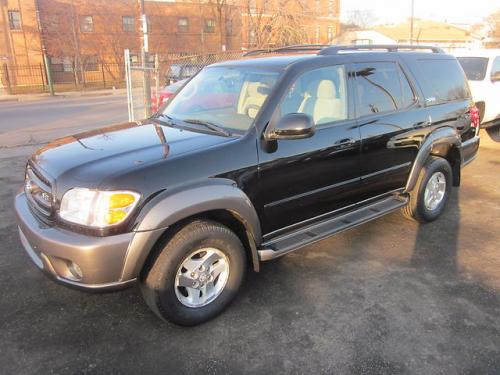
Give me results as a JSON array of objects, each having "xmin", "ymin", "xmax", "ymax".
[{"xmin": 0, "ymin": 88, "xmax": 127, "ymax": 103}]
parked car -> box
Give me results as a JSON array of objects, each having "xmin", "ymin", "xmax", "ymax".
[
  {"xmin": 151, "ymin": 79, "xmax": 187, "ymax": 112},
  {"xmin": 456, "ymin": 50, "xmax": 500, "ymax": 141},
  {"xmin": 168, "ymin": 63, "xmax": 200, "ymax": 83},
  {"xmin": 15, "ymin": 45, "xmax": 480, "ymax": 325}
]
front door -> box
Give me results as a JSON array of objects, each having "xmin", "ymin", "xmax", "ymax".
[{"xmin": 256, "ymin": 64, "xmax": 363, "ymax": 235}]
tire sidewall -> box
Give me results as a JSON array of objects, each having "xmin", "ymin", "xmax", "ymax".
[
  {"xmin": 416, "ymin": 158, "xmax": 453, "ymax": 222},
  {"xmin": 150, "ymin": 222, "xmax": 246, "ymax": 325}
]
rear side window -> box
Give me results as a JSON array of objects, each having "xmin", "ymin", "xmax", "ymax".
[
  {"xmin": 491, "ymin": 57, "xmax": 500, "ymax": 81},
  {"xmin": 457, "ymin": 57, "xmax": 489, "ymax": 81},
  {"xmin": 353, "ymin": 62, "xmax": 413, "ymax": 117},
  {"xmin": 417, "ymin": 59, "xmax": 469, "ymax": 105}
]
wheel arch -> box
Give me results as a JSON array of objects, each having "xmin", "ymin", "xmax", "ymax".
[
  {"xmin": 121, "ymin": 179, "xmax": 262, "ymax": 280},
  {"xmin": 405, "ymin": 127, "xmax": 462, "ymax": 192}
]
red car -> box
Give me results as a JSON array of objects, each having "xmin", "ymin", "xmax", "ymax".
[{"xmin": 151, "ymin": 79, "xmax": 187, "ymax": 112}]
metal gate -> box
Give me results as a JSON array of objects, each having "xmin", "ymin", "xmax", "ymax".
[{"xmin": 124, "ymin": 49, "xmax": 160, "ymax": 122}]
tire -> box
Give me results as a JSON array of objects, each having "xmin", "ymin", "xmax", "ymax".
[
  {"xmin": 140, "ymin": 219, "xmax": 247, "ymax": 326},
  {"xmin": 486, "ymin": 125, "xmax": 500, "ymax": 142},
  {"xmin": 402, "ymin": 156, "xmax": 452, "ymax": 223}
]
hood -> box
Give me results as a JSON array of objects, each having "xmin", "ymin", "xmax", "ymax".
[{"xmin": 31, "ymin": 122, "xmax": 233, "ymax": 189}]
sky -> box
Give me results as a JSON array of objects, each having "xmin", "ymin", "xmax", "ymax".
[{"xmin": 340, "ymin": 0, "xmax": 500, "ymax": 26}]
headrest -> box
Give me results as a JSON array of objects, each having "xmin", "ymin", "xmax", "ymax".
[{"xmin": 306, "ymin": 80, "xmax": 337, "ymax": 99}]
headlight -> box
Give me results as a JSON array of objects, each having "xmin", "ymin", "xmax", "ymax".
[{"xmin": 59, "ymin": 188, "xmax": 140, "ymax": 228}]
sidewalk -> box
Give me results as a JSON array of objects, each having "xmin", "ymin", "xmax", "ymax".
[{"xmin": 0, "ymin": 87, "xmax": 127, "ymax": 103}]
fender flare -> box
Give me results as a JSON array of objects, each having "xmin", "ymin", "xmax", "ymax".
[
  {"xmin": 405, "ymin": 126, "xmax": 461, "ymax": 193},
  {"xmin": 121, "ymin": 179, "xmax": 262, "ymax": 280}
]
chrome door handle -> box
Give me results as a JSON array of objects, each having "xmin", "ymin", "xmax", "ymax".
[{"xmin": 336, "ymin": 138, "xmax": 356, "ymax": 146}]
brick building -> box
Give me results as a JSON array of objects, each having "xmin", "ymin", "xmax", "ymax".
[{"xmin": 0, "ymin": 0, "xmax": 339, "ymax": 92}]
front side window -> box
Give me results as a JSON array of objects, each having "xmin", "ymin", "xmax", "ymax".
[
  {"xmin": 354, "ymin": 62, "xmax": 403, "ymax": 117},
  {"xmin": 418, "ymin": 59, "xmax": 469, "ymax": 105},
  {"xmin": 80, "ymin": 16, "xmax": 94, "ymax": 32},
  {"xmin": 163, "ymin": 67, "xmax": 280, "ymax": 133},
  {"xmin": 122, "ymin": 16, "xmax": 135, "ymax": 32},
  {"xmin": 457, "ymin": 57, "xmax": 489, "ymax": 81},
  {"xmin": 279, "ymin": 65, "xmax": 348, "ymax": 126},
  {"xmin": 8, "ymin": 10, "xmax": 21, "ymax": 30}
]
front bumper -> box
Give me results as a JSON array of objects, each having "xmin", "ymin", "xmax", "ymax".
[{"xmin": 15, "ymin": 192, "xmax": 136, "ymax": 291}]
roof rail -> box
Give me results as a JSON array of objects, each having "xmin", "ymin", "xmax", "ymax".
[
  {"xmin": 318, "ymin": 44, "xmax": 445, "ymax": 55},
  {"xmin": 243, "ymin": 44, "xmax": 329, "ymax": 57}
]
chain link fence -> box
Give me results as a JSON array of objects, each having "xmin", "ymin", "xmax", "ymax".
[{"xmin": 125, "ymin": 50, "xmax": 247, "ymax": 121}]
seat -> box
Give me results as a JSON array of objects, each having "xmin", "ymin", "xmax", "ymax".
[
  {"xmin": 298, "ymin": 80, "xmax": 346, "ymax": 124},
  {"xmin": 237, "ymin": 82, "xmax": 270, "ymax": 119}
]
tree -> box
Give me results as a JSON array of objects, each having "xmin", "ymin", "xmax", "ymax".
[
  {"xmin": 345, "ymin": 9, "xmax": 376, "ymax": 29},
  {"xmin": 486, "ymin": 9, "xmax": 500, "ymax": 48}
]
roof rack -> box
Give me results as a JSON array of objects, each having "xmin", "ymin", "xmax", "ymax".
[
  {"xmin": 318, "ymin": 44, "xmax": 445, "ymax": 55},
  {"xmin": 243, "ymin": 44, "xmax": 329, "ymax": 57}
]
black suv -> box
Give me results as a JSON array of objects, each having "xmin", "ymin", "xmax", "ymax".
[{"xmin": 15, "ymin": 45, "xmax": 480, "ymax": 325}]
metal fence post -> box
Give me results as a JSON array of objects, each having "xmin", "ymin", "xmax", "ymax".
[
  {"xmin": 101, "ymin": 62, "xmax": 106, "ymax": 88},
  {"xmin": 39, "ymin": 63, "xmax": 46, "ymax": 91},
  {"xmin": 2, "ymin": 64, "xmax": 12, "ymax": 95}
]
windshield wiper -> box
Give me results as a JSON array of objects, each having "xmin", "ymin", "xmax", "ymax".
[{"xmin": 182, "ymin": 119, "xmax": 232, "ymax": 137}]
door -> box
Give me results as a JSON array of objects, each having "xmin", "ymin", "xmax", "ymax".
[
  {"xmin": 256, "ymin": 64, "xmax": 363, "ymax": 235},
  {"xmin": 353, "ymin": 61, "xmax": 422, "ymax": 199}
]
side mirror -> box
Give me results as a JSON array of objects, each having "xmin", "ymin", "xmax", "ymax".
[
  {"xmin": 491, "ymin": 72, "xmax": 500, "ymax": 83},
  {"xmin": 267, "ymin": 113, "xmax": 315, "ymax": 140}
]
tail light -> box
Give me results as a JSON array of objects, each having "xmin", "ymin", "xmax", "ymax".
[{"xmin": 470, "ymin": 106, "xmax": 480, "ymax": 130}]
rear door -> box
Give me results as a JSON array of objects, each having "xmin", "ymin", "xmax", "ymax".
[
  {"xmin": 353, "ymin": 60, "xmax": 423, "ymax": 199},
  {"xmin": 488, "ymin": 56, "xmax": 500, "ymax": 122}
]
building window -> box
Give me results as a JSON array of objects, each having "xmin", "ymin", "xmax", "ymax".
[
  {"xmin": 50, "ymin": 57, "xmax": 73, "ymax": 72},
  {"xmin": 204, "ymin": 18, "xmax": 215, "ymax": 33},
  {"xmin": 8, "ymin": 10, "xmax": 21, "ymax": 30},
  {"xmin": 327, "ymin": 25, "xmax": 333, "ymax": 41},
  {"xmin": 80, "ymin": 16, "xmax": 94, "ymax": 32},
  {"xmin": 178, "ymin": 17, "xmax": 188, "ymax": 33},
  {"xmin": 263, "ymin": 0, "xmax": 270, "ymax": 12},
  {"xmin": 328, "ymin": 0, "xmax": 334, "ymax": 16},
  {"xmin": 315, "ymin": 26, "xmax": 320, "ymax": 43},
  {"xmin": 226, "ymin": 20, "xmax": 233, "ymax": 36},
  {"xmin": 122, "ymin": 16, "xmax": 135, "ymax": 32},
  {"xmin": 83, "ymin": 56, "xmax": 99, "ymax": 71}
]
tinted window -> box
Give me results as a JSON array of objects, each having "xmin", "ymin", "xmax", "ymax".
[
  {"xmin": 457, "ymin": 57, "xmax": 488, "ymax": 81},
  {"xmin": 354, "ymin": 62, "xmax": 402, "ymax": 117},
  {"xmin": 418, "ymin": 59, "xmax": 469, "ymax": 105},
  {"xmin": 400, "ymin": 67, "xmax": 415, "ymax": 108},
  {"xmin": 279, "ymin": 65, "xmax": 348, "ymax": 126}
]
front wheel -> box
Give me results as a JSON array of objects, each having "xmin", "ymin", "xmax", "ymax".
[
  {"xmin": 140, "ymin": 220, "xmax": 246, "ymax": 326},
  {"xmin": 402, "ymin": 156, "xmax": 452, "ymax": 223}
]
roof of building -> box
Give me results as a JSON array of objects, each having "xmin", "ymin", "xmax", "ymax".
[{"xmin": 375, "ymin": 19, "xmax": 479, "ymax": 42}]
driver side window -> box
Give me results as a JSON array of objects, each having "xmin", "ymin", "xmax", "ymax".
[{"xmin": 279, "ymin": 65, "xmax": 348, "ymax": 127}]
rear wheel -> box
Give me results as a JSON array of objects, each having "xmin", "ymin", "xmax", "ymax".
[
  {"xmin": 140, "ymin": 220, "xmax": 246, "ymax": 326},
  {"xmin": 402, "ymin": 157, "xmax": 452, "ymax": 223}
]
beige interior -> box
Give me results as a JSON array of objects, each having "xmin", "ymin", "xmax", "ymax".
[
  {"xmin": 298, "ymin": 80, "xmax": 347, "ymax": 124},
  {"xmin": 237, "ymin": 82, "xmax": 270, "ymax": 119}
]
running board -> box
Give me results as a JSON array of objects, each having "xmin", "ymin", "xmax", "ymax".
[{"xmin": 258, "ymin": 195, "xmax": 408, "ymax": 261}]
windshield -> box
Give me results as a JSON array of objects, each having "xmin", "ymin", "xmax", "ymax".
[
  {"xmin": 457, "ymin": 57, "xmax": 489, "ymax": 81},
  {"xmin": 163, "ymin": 66, "xmax": 280, "ymax": 133}
]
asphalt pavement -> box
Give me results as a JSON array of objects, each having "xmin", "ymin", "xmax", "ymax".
[{"xmin": 1, "ymin": 97, "xmax": 500, "ymax": 374}]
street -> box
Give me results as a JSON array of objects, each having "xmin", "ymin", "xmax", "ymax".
[
  {"xmin": 0, "ymin": 95, "xmax": 128, "ymax": 148},
  {"xmin": 1, "ymin": 97, "xmax": 500, "ymax": 374}
]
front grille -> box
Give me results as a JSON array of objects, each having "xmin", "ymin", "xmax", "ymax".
[{"xmin": 25, "ymin": 163, "xmax": 54, "ymax": 220}]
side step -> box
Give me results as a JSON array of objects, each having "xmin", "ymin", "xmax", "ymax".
[{"xmin": 258, "ymin": 195, "xmax": 408, "ymax": 261}]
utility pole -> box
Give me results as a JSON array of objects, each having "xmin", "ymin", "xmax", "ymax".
[
  {"xmin": 409, "ymin": 0, "xmax": 415, "ymax": 45},
  {"xmin": 139, "ymin": 0, "xmax": 152, "ymax": 117},
  {"xmin": 35, "ymin": 0, "xmax": 54, "ymax": 95}
]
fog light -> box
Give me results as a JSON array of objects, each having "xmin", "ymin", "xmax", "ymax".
[{"xmin": 68, "ymin": 261, "xmax": 83, "ymax": 280}]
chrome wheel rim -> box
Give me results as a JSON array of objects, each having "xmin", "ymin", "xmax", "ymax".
[
  {"xmin": 424, "ymin": 171, "xmax": 446, "ymax": 211},
  {"xmin": 174, "ymin": 248, "xmax": 230, "ymax": 308}
]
